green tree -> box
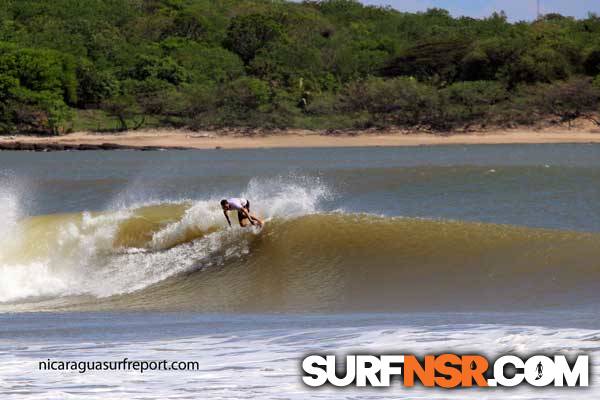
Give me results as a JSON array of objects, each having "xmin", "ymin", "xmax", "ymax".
[
  {"xmin": 0, "ymin": 45, "xmax": 75, "ymax": 133},
  {"xmin": 128, "ymin": 55, "xmax": 189, "ymax": 85},
  {"xmin": 584, "ymin": 50, "xmax": 600, "ymax": 76},
  {"xmin": 502, "ymin": 47, "xmax": 571, "ymax": 86},
  {"xmin": 1, "ymin": 0, "xmax": 600, "ymax": 133},
  {"xmin": 381, "ymin": 39, "xmax": 472, "ymax": 86},
  {"xmin": 76, "ymin": 61, "xmax": 118, "ymax": 108},
  {"xmin": 224, "ymin": 14, "xmax": 282, "ymax": 64},
  {"xmin": 164, "ymin": 40, "xmax": 245, "ymax": 84},
  {"xmin": 102, "ymin": 94, "xmax": 144, "ymax": 131}
]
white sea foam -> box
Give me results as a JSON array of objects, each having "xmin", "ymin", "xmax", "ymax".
[
  {"xmin": 0, "ymin": 208, "xmax": 132, "ymax": 303},
  {"xmin": 89, "ymin": 227, "xmax": 248, "ymax": 298},
  {"xmin": 1, "ymin": 321, "xmax": 598, "ymax": 399},
  {"xmin": 148, "ymin": 199, "xmax": 223, "ymax": 250},
  {"xmin": 0, "ymin": 262, "xmax": 70, "ymax": 303},
  {"xmin": 0, "ymin": 175, "xmax": 330, "ymax": 305},
  {"xmin": 243, "ymin": 175, "xmax": 331, "ymax": 219},
  {"xmin": 0, "ymin": 174, "xmax": 23, "ymax": 252},
  {"xmin": 149, "ymin": 175, "xmax": 330, "ymax": 250}
]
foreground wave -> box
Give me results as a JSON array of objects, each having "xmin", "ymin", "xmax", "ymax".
[{"xmin": 1, "ymin": 201, "xmax": 599, "ymax": 312}]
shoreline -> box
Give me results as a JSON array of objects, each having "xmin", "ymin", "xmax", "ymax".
[{"xmin": 2, "ymin": 128, "xmax": 600, "ymax": 151}]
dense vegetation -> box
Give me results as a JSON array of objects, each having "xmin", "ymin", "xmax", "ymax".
[{"xmin": 1, "ymin": 0, "xmax": 600, "ymax": 134}]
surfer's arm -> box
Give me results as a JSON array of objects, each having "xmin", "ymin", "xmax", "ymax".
[
  {"xmin": 243, "ymin": 209, "xmax": 263, "ymax": 226},
  {"xmin": 251, "ymin": 214, "xmax": 263, "ymax": 226},
  {"xmin": 223, "ymin": 210, "xmax": 231, "ymax": 227}
]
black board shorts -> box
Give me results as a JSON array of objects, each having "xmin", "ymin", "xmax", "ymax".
[{"xmin": 237, "ymin": 200, "xmax": 250, "ymax": 223}]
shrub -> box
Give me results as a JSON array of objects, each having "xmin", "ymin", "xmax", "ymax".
[
  {"xmin": 341, "ymin": 77, "xmax": 438, "ymax": 127},
  {"xmin": 527, "ymin": 77, "xmax": 600, "ymax": 127},
  {"xmin": 11, "ymin": 88, "xmax": 72, "ymax": 134},
  {"xmin": 439, "ymin": 81, "xmax": 508, "ymax": 127}
]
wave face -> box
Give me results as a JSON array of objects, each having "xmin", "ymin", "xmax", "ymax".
[{"xmin": 1, "ymin": 180, "xmax": 600, "ymax": 312}]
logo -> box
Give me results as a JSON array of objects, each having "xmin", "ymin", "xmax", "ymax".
[{"xmin": 301, "ymin": 354, "xmax": 589, "ymax": 388}]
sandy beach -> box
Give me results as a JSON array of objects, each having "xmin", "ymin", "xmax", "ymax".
[{"xmin": 2, "ymin": 127, "xmax": 600, "ymax": 150}]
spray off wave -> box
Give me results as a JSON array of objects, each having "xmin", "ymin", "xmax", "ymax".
[
  {"xmin": 1, "ymin": 176, "xmax": 599, "ymax": 313},
  {"xmin": 0, "ymin": 177, "xmax": 329, "ymax": 307}
]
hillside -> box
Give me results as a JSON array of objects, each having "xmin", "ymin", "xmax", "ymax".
[{"xmin": 1, "ymin": 0, "xmax": 600, "ymax": 134}]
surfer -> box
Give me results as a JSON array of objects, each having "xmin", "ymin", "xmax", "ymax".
[{"xmin": 220, "ymin": 198, "xmax": 263, "ymax": 228}]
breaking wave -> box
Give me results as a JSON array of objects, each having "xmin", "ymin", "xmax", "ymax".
[{"xmin": 1, "ymin": 176, "xmax": 599, "ymax": 313}]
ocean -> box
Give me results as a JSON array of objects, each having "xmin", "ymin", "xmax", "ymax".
[{"xmin": 1, "ymin": 144, "xmax": 599, "ymax": 398}]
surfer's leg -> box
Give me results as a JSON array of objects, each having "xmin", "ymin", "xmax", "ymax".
[{"xmin": 238, "ymin": 210, "xmax": 250, "ymax": 227}]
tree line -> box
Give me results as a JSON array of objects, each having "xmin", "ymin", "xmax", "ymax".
[{"xmin": 1, "ymin": 0, "xmax": 600, "ymax": 134}]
